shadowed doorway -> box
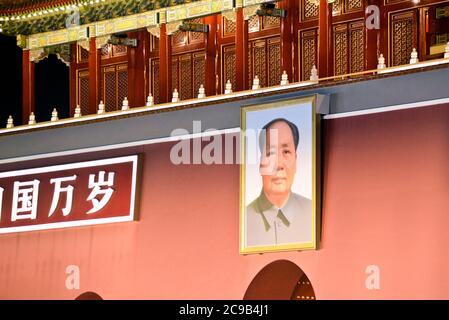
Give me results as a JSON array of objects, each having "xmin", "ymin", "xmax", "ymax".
[
  {"xmin": 244, "ymin": 260, "xmax": 316, "ymax": 300},
  {"xmin": 34, "ymin": 54, "xmax": 70, "ymax": 122}
]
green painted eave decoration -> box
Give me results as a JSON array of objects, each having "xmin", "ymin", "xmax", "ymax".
[{"xmin": 1, "ymin": 0, "xmax": 198, "ymax": 36}]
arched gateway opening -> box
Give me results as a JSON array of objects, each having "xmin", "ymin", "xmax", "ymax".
[
  {"xmin": 75, "ymin": 291, "xmax": 103, "ymax": 300},
  {"xmin": 244, "ymin": 260, "xmax": 316, "ymax": 300}
]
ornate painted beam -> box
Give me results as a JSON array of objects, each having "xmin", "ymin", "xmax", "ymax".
[{"xmin": 11, "ymin": 0, "xmax": 239, "ymax": 51}]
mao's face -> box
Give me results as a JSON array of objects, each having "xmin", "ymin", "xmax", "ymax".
[{"xmin": 260, "ymin": 121, "xmax": 297, "ymax": 197}]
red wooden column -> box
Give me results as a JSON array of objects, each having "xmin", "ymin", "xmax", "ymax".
[
  {"xmin": 280, "ymin": 0, "xmax": 294, "ymax": 82},
  {"xmin": 128, "ymin": 30, "xmax": 149, "ymax": 107},
  {"xmin": 205, "ymin": 14, "xmax": 218, "ymax": 97},
  {"xmin": 365, "ymin": 0, "xmax": 381, "ymax": 70},
  {"xmin": 22, "ymin": 50, "xmax": 35, "ymax": 125},
  {"xmin": 88, "ymin": 37, "xmax": 101, "ymax": 114},
  {"xmin": 159, "ymin": 24, "xmax": 172, "ymax": 103},
  {"xmin": 70, "ymin": 43, "xmax": 77, "ymax": 116},
  {"xmin": 291, "ymin": 0, "xmax": 300, "ymax": 82},
  {"xmin": 318, "ymin": 0, "xmax": 332, "ymax": 78},
  {"xmin": 236, "ymin": 8, "xmax": 249, "ymax": 91}
]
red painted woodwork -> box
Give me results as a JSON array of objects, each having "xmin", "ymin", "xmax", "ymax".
[
  {"xmin": 88, "ymin": 37, "xmax": 101, "ymax": 114},
  {"xmin": 205, "ymin": 14, "xmax": 218, "ymax": 97},
  {"xmin": 280, "ymin": 0, "xmax": 293, "ymax": 82},
  {"xmin": 248, "ymin": 37, "xmax": 282, "ymax": 88},
  {"xmin": 62, "ymin": 0, "xmax": 449, "ymax": 107},
  {"xmin": 70, "ymin": 43, "xmax": 77, "ymax": 116},
  {"xmin": 22, "ymin": 50, "xmax": 35, "ymax": 125},
  {"xmin": 318, "ymin": 0, "xmax": 332, "ymax": 78},
  {"xmin": 291, "ymin": 0, "xmax": 300, "ymax": 82},
  {"xmin": 236, "ymin": 8, "xmax": 249, "ymax": 91},
  {"xmin": 365, "ymin": 0, "xmax": 380, "ymax": 70},
  {"xmin": 159, "ymin": 24, "xmax": 173, "ymax": 103},
  {"xmin": 418, "ymin": 7, "xmax": 428, "ymax": 61},
  {"xmin": 128, "ymin": 30, "xmax": 149, "ymax": 107},
  {"xmin": 100, "ymin": 64, "xmax": 128, "ymax": 111}
]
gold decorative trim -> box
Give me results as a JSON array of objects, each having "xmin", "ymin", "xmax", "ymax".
[
  {"xmin": 77, "ymin": 39, "xmax": 90, "ymax": 52},
  {"xmin": 56, "ymin": 53, "xmax": 70, "ymax": 67},
  {"xmin": 96, "ymin": 35, "xmax": 111, "ymax": 50},
  {"xmin": 222, "ymin": 10, "xmax": 237, "ymax": 22},
  {"xmin": 243, "ymin": 4, "xmax": 259, "ymax": 20},
  {"xmin": 147, "ymin": 25, "xmax": 161, "ymax": 38},
  {"xmin": 243, "ymin": 0, "xmax": 275, "ymax": 6},
  {"xmin": 24, "ymin": 9, "xmax": 159, "ymax": 51},
  {"xmin": 166, "ymin": 21, "xmax": 183, "ymax": 35},
  {"xmin": 29, "ymin": 48, "xmax": 47, "ymax": 63},
  {"xmin": 166, "ymin": 0, "xmax": 233, "ymax": 23},
  {"xmin": 17, "ymin": 35, "xmax": 27, "ymax": 49},
  {"xmin": 27, "ymin": 25, "xmax": 89, "ymax": 50},
  {"xmin": 20, "ymin": 0, "xmax": 237, "ymax": 50}
]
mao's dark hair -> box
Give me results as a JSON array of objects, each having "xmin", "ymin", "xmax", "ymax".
[{"xmin": 258, "ymin": 118, "xmax": 300, "ymax": 153}]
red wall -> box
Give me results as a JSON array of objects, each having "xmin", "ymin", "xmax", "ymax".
[{"xmin": 0, "ymin": 102, "xmax": 448, "ymax": 299}]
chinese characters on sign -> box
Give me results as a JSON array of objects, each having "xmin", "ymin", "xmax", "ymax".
[{"xmin": 0, "ymin": 155, "xmax": 140, "ymax": 234}]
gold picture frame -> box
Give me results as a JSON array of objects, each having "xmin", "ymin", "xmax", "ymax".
[{"xmin": 240, "ymin": 95, "xmax": 321, "ymax": 254}]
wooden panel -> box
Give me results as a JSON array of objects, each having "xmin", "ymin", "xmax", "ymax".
[
  {"xmin": 268, "ymin": 38, "xmax": 281, "ymax": 86},
  {"xmin": 113, "ymin": 45, "xmax": 128, "ymax": 57},
  {"xmin": 301, "ymin": 0, "xmax": 319, "ymax": 21},
  {"xmin": 171, "ymin": 19, "xmax": 206, "ymax": 47},
  {"xmin": 223, "ymin": 16, "xmax": 237, "ymax": 37},
  {"xmin": 385, "ymin": 0, "xmax": 409, "ymax": 4},
  {"xmin": 262, "ymin": 15, "xmax": 280, "ymax": 30},
  {"xmin": 252, "ymin": 40, "xmax": 267, "ymax": 87},
  {"xmin": 248, "ymin": 37, "xmax": 281, "ymax": 88},
  {"xmin": 103, "ymin": 66, "xmax": 117, "ymax": 111},
  {"xmin": 171, "ymin": 51, "xmax": 206, "ymax": 100},
  {"xmin": 332, "ymin": 0, "xmax": 363, "ymax": 17},
  {"xmin": 222, "ymin": 45, "xmax": 237, "ymax": 92},
  {"xmin": 248, "ymin": 42, "xmax": 253, "ymax": 87},
  {"xmin": 179, "ymin": 54, "xmax": 193, "ymax": 100},
  {"xmin": 77, "ymin": 69, "xmax": 89, "ymax": 116},
  {"xmin": 193, "ymin": 52, "xmax": 206, "ymax": 97},
  {"xmin": 189, "ymin": 18, "xmax": 205, "ymax": 44},
  {"xmin": 100, "ymin": 63, "xmax": 128, "ymax": 111},
  {"xmin": 299, "ymin": 28, "xmax": 317, "ymax": 81},
  {"xmin": 101, "ymin": 44, "xmax": 111, "ymax": 58},
  {"xmin": 77, "ymin": 46, "xmax": 89, "ymax": 63},
  {"xmin": 334, "ymin": 23, "xmax": 348, "ymax": 76},
  {"xmin": 249, "ymin": 15, "xmax": 260, "ymax": 33},
  {"xmin": 172, "ymin": 57, "xmax": 179, "ymax": 93},
  {"xmin": 100, "ymin": 44, "xmax": 128, "ymax": 59},
  {"xmin": 390, "ymin": 10, "xmax": 418, "ymax": 66},
  {"xmin": 333, "ymin": 19, "xmax": 365, "ymax": 75},
  {"xmin": 150, "ymin": 35, "xmax": 159, "ymax": 52},
  {"xmin": 150, "ymin": 59, "xmax": 160, "ymax": 105},
  {"xmin": 172, "ymin": 30, "xmax": 187, "ymax": 47},
  {"xmin": 345, "ymin": 0, "xmax": 363, "ymax": 12},
  {"xmin": 117, "ymin": 64, "xmax": 128, "ymax": 108},
  {"xmin": 332, "ymin": 0, "xmax": 344, "ymax": 16},
  {"xmin": 349, "ymin": 21, "xmax": 365, "ymax": 73}
]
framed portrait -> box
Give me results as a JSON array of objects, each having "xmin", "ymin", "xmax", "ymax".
[{"xmin": 240, "ymin": 96, "xmax": 321, "ymax": 254}]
